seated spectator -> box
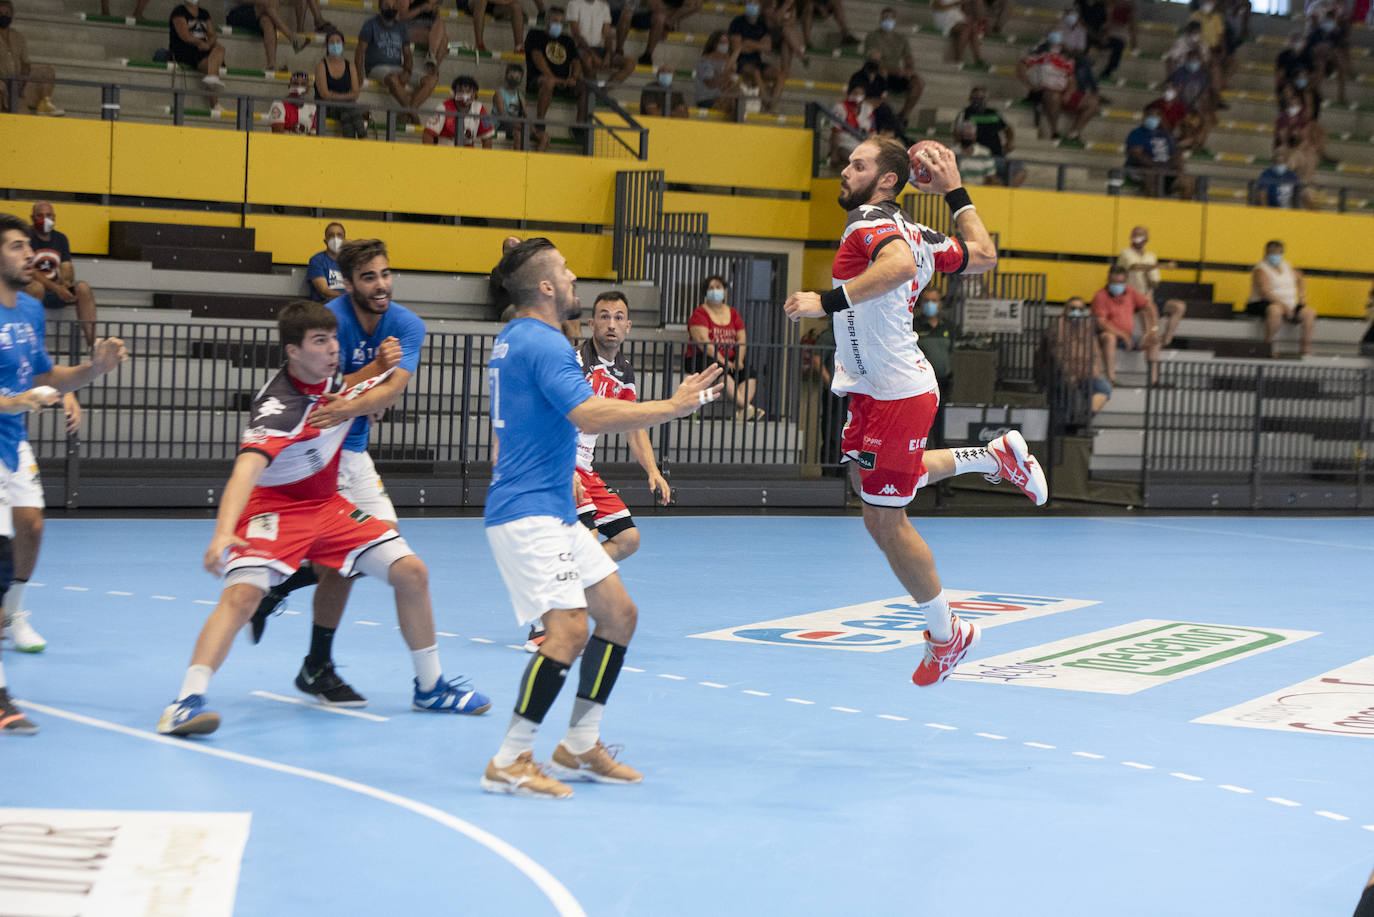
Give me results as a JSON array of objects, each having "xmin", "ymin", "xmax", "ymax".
[
  {"xmin": 1305, "ymin": 8, "xmax": 1350, "ymax": 104},
  {"xmin": 729, "ymin": 3, "xmax": 779, "ymax": 113},
  {"xmin": 568, "ymin": 0, "xmax": 633, "ymax": 86},
  {"xmin": 1275, "ymin": 30, "xmax": 1313, "ymax": 88},
  {"xmin": 268, "ymin": 70, "xmax": 319, "ymax": 133},
  {"xmin": 637, "ymin": 0, "xmax": 704, "ymax": 67},
  {"xmin": 930, "ymin": 0, "xmax": 981, "ymax": 66},
  {"xmin": 1077, "ymin": 0, "xmax": 1123, "ymax": 80},
  {"xmin": 1166, "ymin": 50, "xmax": 1216, "ymax": 150},
  {"xmin": 640, "ymin": 66, "xmax": 688, "ymax": 117},
  {"xmin": 1186, "ymin": 0, "xmax": 1227, "ymax": 84},
  {"xmin": 694, "ymin": 29, "xmax": 740, "ymax": 118},
  {"xmin": 423, "ymin": 75, "xmax": 495, "ymax": 146},
  {"xmin": 492, "ymin": 62, "xmax": 530, "ymax": 149},
  {"xmin": 861, "ymin": 7, "xmax": 923, "ymax": 126},
  {"xmin": 398, "ymin": 0, "xmax": 449, "ymax": 73},
  {"xmin": 1253, "ymin": 148, "xmax": 1306, "ymax": 209},
  {"xmin": 953, "ymin": 122, "xmax": 997, "ymax": 184},
  {"xmin": 1274, "ymin": 84, "xmax": 1318, "ymax": 181},
  {"xmin": 798, "ymin": 0, "xmax": 858, "ymax": 48},
  {"xmin": 1046, "ymin": 296, "xmax": 1110, "ymax": 428},
  {"xmin": 1222, "ymin": 0, "xmax": 1249, "ymax": 59},
  {"xmin": 954, "ymin": 86, "xmax": 1024, "ymax": 187},
  {"xmin": 0, "ymin": 1, "xmax": 61, "ymax": 115},
  {"xmin": 829, "ymin": 75, "xmax": 875, "ymax": 168},
  {"xmin": 307, "ymin": 222, "xmax": 346, "ymax": 302},
  {"xmin": 1052, "ymin": 5, "xmax": 1099, "ymax": 95},
  {"xmin": 1106, "ymin": 0, "xmax": 1136, "ymax": 52},
  {"xmin": 1115, "ymin": 225, "xmax": 1185, "ymax": 346},
  {"xmin": 1248, "ymin": 239, "xmax": 1314, "ymax": 356},
  {"xmin": 356, "ymin": 0, "xmax": 437, "ymax": 117},
  {"xmin": 1283, "ymin": 67, "xmax": 1332, "ymax": 165},
  {"xmin": 462, "ymin": 0, "xmax": 525, "ymax": 54},
  {"xmin": 314, "ymin": 28, "xmax": 366, "ymax": 139},
  {"xmin": 25, "ymin": 201, "xmax": 97, "ymax": 346},
  {"xmin": 1163, "ymin": 21, "xmax": 1208, "ymax": 79},
  {"xmin": 1017, "ymin": 33, "xmax": 1098, "ymax": 141},
  {"xmin": 225, "ymin": 0, "xmax": 310, "ymax": 72},
  {"xmin": 526, "ymin": 9, "xmax": 586, "ymax": 152},
  {"xmin": 849, "ymin": 60, "xmax": 908, "ymax": 142},
  {"xmin": 1091, "ymin": 265, "xmax": 1165, "ymax": 384},
  {"xmin": 1124, "ymin": 102, "xmax": 1193, "ymax": 199},
  {"xmin": 168, "ymin": 0, "xmax": 227, "ymax": 102},
  {"xmin": 763, "ymin": 0, "xmax": 807, "ymax": 112},
  {"xmin": 686, "ymin": 275, "xmax": 763, "ymax": 421}
]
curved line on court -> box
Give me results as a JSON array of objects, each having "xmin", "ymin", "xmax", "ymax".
[{"xmin": 19, "ymin": 700, "xmax": 587, "ymax": 917}]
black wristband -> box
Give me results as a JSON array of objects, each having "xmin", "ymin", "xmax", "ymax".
[
  {"xmin": 819, "ymin": 286, "xmax": 850, "ymax": 314},
  {"xmin": 945, "ymin": 187, "xmax": 973, "ymax": 215}
]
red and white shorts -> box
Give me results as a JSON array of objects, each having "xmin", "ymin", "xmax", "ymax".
[
  {"xmin": 223, "ymin": 492, "xmax": 409, "ymax": 587},
  {"xmin": 841, "ymin": 390, "xmax": 939, "ymax": 507},
  {"xmin": 575, "ymin": 468, "xmax": 635, "ymax": 539}
]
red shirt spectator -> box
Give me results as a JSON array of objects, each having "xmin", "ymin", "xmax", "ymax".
[
  {"xmin": 686, "ymin": 303, "xmax": 745, "ymax": 363},
  {"xmin": 1090, "ymin": 283, "xmax": 1149, "ymax": 336}
]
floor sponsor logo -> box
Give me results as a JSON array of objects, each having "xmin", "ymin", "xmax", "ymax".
[
  {"xmin": 1193, "ymin": 654, "xmax": 1374, "ymax": 738},
  {"xmin": 951, "ymin": 619, "xmax": 1318, "ymax": 694},
  {"xmin": 689, "ymin": 591, "xmax": 1098, "ymax": 652},
  {"xmin": 0, "ymin": 808, "xmax": 251, "ymax": 917}
]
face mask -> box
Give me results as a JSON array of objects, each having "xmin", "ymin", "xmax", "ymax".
[
  {"xmin": 0, "ymin": 14, "xmax": 12, "ymax": 27},
  {"xmin": 880, "ymin": 17, "xmax": 895, "ymax": 30},
  {"xmin": 288, "ymin": 85, "xmax": 307, "ymax": 97},
  {"xmin": 1266, "ymin": 253, "xmax": 1283, "ymax": 266},
  {"xmin": 1108, "ymin": 283, "xmax": 1125, "ymax": 296},
  {"xmin": 745, "ymin": 3, "xmax": 759, "ymax": 16},
  {"xmin": 706, "ymin": 288, "xmax": 725, "ymax": 303},
  {"xmin": 1143, "ymin": 115, "xmax": 1161, "ymax": 130},
  {"xmin": 506, "ymin": 73, "xmax": 521, "ymax": 86},
  {"xmin": 1186, "ymin": 60, "xmax": 1201, "ymax": 72},
  {"xmin": 1202, "ymin": 3, "xmax": 1214, "ymax": 12},
  {"xmin": 657, "ymin": 72, "xmax": 673, "ymax": 87},
  {"xmin": 39, "ymin": 217, "xmax": 54, "ymax": 233},
  {"xmin": 1286, "ymin": 104, "xmax": 1301, "ymax": 116},
  {"xmin": 1163, "ymin": 88, "xmax": 1177, "ymax": 101},
  {"xmin": 326, "ymin": 237, "xmax": 343, "ymax": 254},
  {"xmin": 1321, "ymin": 20, "xmax": 1335, "ymax": 31},
  {"xmin": 1047, "ymin": 31, "xmax": 1062, "ymax": 45},
  {"xmin": 454, "ymin": 91, "xmax": 473, "ymax": 104},
  {"xmin": 327, "ymin": 41, "xmax": 343, "ymax": 56},
  {"xmin": 848, "ymin": 92, "xmax": 864, "ymax": 103},
  {"xmin": 1294, "ymin": 76, "xmax": 1308, "ymax": 88},
  {"xmin": 381, "ymin": 7, "xmax": 397, "ymax": 20},
  {"xmin": 716, "ymin": 40, "xmax": 729, "ymax": 53},
  {"xmin": 1131, "ymin": 236, "xmax": 1146, "ymax": 247},
  {"xmin": 1273, "ymin": 162, "xmax": 1288, "ymax": 175},
  {"xmin": 1068, "ymin": 307, "xmax": 1088, "ymax": 318},
  {"xmin": 969, "ymin": 97, "xmax": 985, "ymax": 110},
  {"xmin": 548, "ymin": 21, "xmax": 563, "ymax": 36},
  {"xmin": 921, "ymin": 301, "xmax": 939, "ymax": 317},
  {"xmin": 1065, "ymin": 13, "xmax": 1078, "ymax": 24}
]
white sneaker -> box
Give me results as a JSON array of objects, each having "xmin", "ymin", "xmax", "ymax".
[
  {"xmin": 3, "ymin": 610, "xmax": 46, "ymax": 653},
  {"xmin": 201, "ymin": 74, "xmax": 224, "ymax": 89}
]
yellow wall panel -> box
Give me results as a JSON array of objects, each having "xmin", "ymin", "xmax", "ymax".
[
  {"xmin": 1005, "ymin": 190, "xmax": 1115, "ymax": 256},
  {"xmin": 1200, "ymin": 204, "xmax": 1373, "ymax": 272},
  {"xmin": 642, "ymin": 118, "xmax": 811, "ymax": 191},
  {"xmin": 5, "ymin": 201, "xmax": 239, "ymax": 254},
  {"xmin": 0, "ymin": 116, "xmax": 111, "ymax": 196},
  {"xmin": 110, "ymin": 122, "xmax": 246, "ymax": 203},
  {"xmin": 522, "ymin": 156, "xmax": 619, "ymax": 225},
  {"xmin": 803, "ymin": 248, "xmax": 836, "ymax": 290},
  {"xmin": 664, "ymin": 192, "xmax": 808, "ymax": 239},
  {"xmin": 998, "ymin": 258, "xmax": 1114, "ymax": 303},
  {"xmin": 808, "ymin": 179, "xmax": 845, "ymax": 241},
  {"xmin": 1113, "ymin": 198, "xmax": 1205, "ymax": 263}
]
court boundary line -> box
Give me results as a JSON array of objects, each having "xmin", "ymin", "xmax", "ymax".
[
  {"xmin": 1096, "ymin": 518, "xmax": 1374, "ymax": 552},
  {"xmin": 250, "ymin": 690, "xmax": 391, "ymax": 722},
  {"xmin": 17, "ymin": 700, "xmax": 587, "ymax": 917}
]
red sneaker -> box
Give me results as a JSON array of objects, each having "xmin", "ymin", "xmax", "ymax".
[
  {"xmin": 985, "ymin": 430, "xmax": 1049, "ymax": 506},
  {"xmin": 911, "ymin": 615, "xmax": 980, "ymax": 687}
]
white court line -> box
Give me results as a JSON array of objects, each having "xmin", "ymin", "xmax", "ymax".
[
  {"xmin": 1363, "ymin": 826, "xmax": 1374, "ymax": 833},
  {"xmin": 471, "ymin": 637, "xmax": 494, "ymax": 644},
  {"xmin": 63, "ymin": 586, "xmax": 90, "ymax": 592},
  {"xmin": 698, "ymin": 682, "xmax": 727, "ymax": 689},
  {"xmin": 1024, "ymin": 742, "xmax": 1056, "ymax": 749},
  {"xmin": 150, "ymin": 595, "xmax": 176, "ymax": 600},
  {"xmin": 505, "ymin": 644, "xmax": 524, "ymax": 651},
  {"xmin": 1121, "ymin": 762, "xmax": 1154, "ymax": 770},
  {"xmin": 1073, "ymin": 752, "xmax": 1105, "ymax": 759},
  {"xmin": 252, "ymin": 691, "xmax": 390, "ymax": 722},
  {"xmin": 742, "ymin": 690, "xmax": 770, "ymax": 697},
  {"xmin": 877, "ymin": 714, "xmax": 907, "ymax": 722},
  {"xmin": 356, "ymin": 621, "xmax": 382, "ymax": 627},
  {"xmin": 436, "ymin": 631, "xmax": 459, "ymax": 638},
  {"xmin": 786, "ymin": 698, "xmax": 815, "ymax": 705},
  {"xmin": 1170, "ymin": 773, "xmax": 1205, "ymax": 782},
  {"xmin": 283, "ymin": 610, "xmax": 302, "ymax": 616},
  {"xmin": 17, "ymin": 700, "xmax": 587, "ymax": 917},
  {"xmin": 1098, "ymin": 518, "xmax": 1374, "ymax": 552},
  {"xmin": 925, "ymin": 723, "xmax": 957, "ymax": 731},
  {"xmin": 622, "ymin": 667, "xmax": 645, "ymax": 673},
  {"xmin": 107, "ymin": 590, "xmax": 132, "ymax": 596},
  {"xmin": 194, "ymin": 600, "xmax": 216, "ymax": 606},
  {"xmin": 658, "ymin": 674, "xmax": 685, "ymax": 681},
  {"xmin": 1219, "ymin": 785, "xmax": 1253, "ymax": 794},
  {"xmin": 1267, "ymin": 797, "xmax": 1302, "ymax": 807},
  {"xmin": 831, "ymin": 706, "xmax": 860, "ymax": 713},
  {"xmin": 975, "ymin": 732, "xmax": 1007, "ymax": 740},
  {"xmin": 1316, "ymin": 811, "xmax": 1350, "ymax": 821}
]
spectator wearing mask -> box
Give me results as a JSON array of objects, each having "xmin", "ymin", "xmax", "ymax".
[
  {"xmin": 1091, "ymin": 265, "xmax": 1165, "ymax": 385},
  {"xmin": 0, "ymin": 0, "xmax": 62, "ymax": 115},
  {"xmin": 1125, "ymin": 102, "xmax": 1193, "ymax": 199},
  {"xmin": 526, "ymin": 7, "xmax": 586, "ymax": 151},
  {"xmin": 1187, "ymin": 0, "xmax": 1226, "ymax": 67},
  {"xmin": 829, "ymin": 74, "xmax": 875, "ymax": 168},
  {"xmin": 1305, "ymin": 8, "xmax": 1350, "ymax": 104},
  {"xmin": 687, "ymin": 276, "xmax": 763, "ymax": 422},
  {"xmin": 848, "ymin": 60, "xmax": 908, "ymax": 141},
  {"xmin": 1275, "ymin": 29, "xmax": 1313, "ymax": 88},
  {"xmin": 955, "ymin": 86, "xmax": 1024, "ymax": 186},
  {"xmin": 640, "ymin": 66, "xmax": 688, "ymax": 117},
  {"xmin": 1248, "ymin": 240, "xmax": 1313, "ymax": 356},
  {"xmin": 307, "ymin": 223, "xmax": 347, "ymax": 302},
  {"xmin": 314, "ymin": 28, "xmax": 365, "ymax": 138},
  {"xmin": 1166, "ymin": 50, "xmax": 1216, "ymax": 150},
  {"xmin": 930, "ymin": 0, "xmax": 980, "ymax": 66},
  {"xmin": 423, "ymin": 75, "xmax": 496, "ymax": 146},
  {"xmin": 1052, "ymin": 5, "xmax": 1099, "ymax": 96},
  {"xmin": 567, "ymin": 0, "xmax": 633, "ymax": 86},
  {"xmin": 1163, "ymin": 21, "xmax": 1208, "ymax": 81},
  {"xmin": 1046, "ymin": 295, "xmax": 1110, "ymax": 427},
  {"xmin": 1253, "ymin": 148, "xmax": 1305, "ymax": 209},
  {"xmin": 268, "ymin": 69, "xmax": 319, "ymax": 133},
  {"xmin": 861, "ymin": 7, "xmax": 923, "ymax": 125},
  {"xmin": 695, "ymin": 29, "xmax": 741, "ymax": 117},
  {"xmin": 492, "ymin": 62, "xmax": 531, "ymax": 149},
  {"xmin": 1283, "ymin": 66, "xmax": 1333, "ymax": 166},
  {"xmin": 952, "ymin": 121, "xmax": 997, "ymax": 184},
  {"xmin": 25, "ymin": 201, "xmax": 98, "ymax": 346},
  {"xmin": 1115, "ymin": 225, "xmax": 1185, "ymax": 346},
  {"xmin": 225, "ymin": 0, "xmax": 311, "ymax": 73},
  {"xmin": 168, "ymin": 0, "xmax": 227, "ymax": 102},
  {"xmin": 356, "ymin": 0, "xmax": 437, "ymax": 117},
  {"xmin": 1018, "ymin": 32, "xmax": 1098, "ymax": 141},
  {"xmin": 1274, "ymin": 83, "xmax": 1318, "ymax": 182},
  {"xmin": 729, "ymin": 2, "xmax": 779, "ymax": 113}
]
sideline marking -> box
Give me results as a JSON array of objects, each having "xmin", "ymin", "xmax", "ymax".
[
  {"xmin": 1219, "ymin": 785, "xmax": 1252, "ymax": 794},
  {"xmin": 107, "ymin": 590, "xmax": 133, "ymax": 596},
  {"xmin": 251, "ymin": 691, "xmax": 390, "ymax": 722},
  {"xmin": 1073, "ymin": 752, "xmax": 1105, "ymax": 759},
  {"xmin": 1171, "ymin": 773, "xmax": 1205, "ymax": 782},
  {"xmin": 831, "ymin": 706, "xmax": 860, "ymax": 713},
  {"xmin": 1267, "ymin": 797, "xmax": 1301, "ymax": 807},
  {"xmin": 976, "ymin": 732, "xmax": 1007, "ymax": 740},
  {"xmin": 742, "ymin": 690, "xmax": 770, "ymax": 697},
  {"xmin": 151, "ymin": 595, "xmax": 176, "ymax": 600},
  {"xmin": 1025, "ymin": 742, "xmax": 1056, "ymax": 749},
  {"xmin": 1099, "ymin": 518, "xmax": 1374, "ymax": 552},
  {"xmin": 699, "ymin": 682, "xmax": 727, "ymax": 688},
  {"xmin": 1122, "ymin": 761, "xmax": 1154, "ymax": 770},
  {"xmin": 925, "ymin": 723, "xmax": 957, "ymax": 731},
  {"xmin": 786, "ymin": 698, "xmax": 814, "ymax": 705},
  {"xmin": 1316, "ymin": 811, "xmax": 1350, "ymax": 821},
  {"xmin": 17, "ymin": 700, "xmax": 587, "ymax": 917},
  {"xmin": 64, "ymin": 586, "xmax": 90, "ymax": 592},
  {"xmin": 658, "ymin": 674, "xmax": 685, "ymax": 681},
  {"xmin": 877, "ymin": 714, "xmax": 906, "ymax": 721}
]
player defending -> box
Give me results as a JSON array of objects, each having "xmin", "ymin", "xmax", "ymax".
[
  {"xmin": 783, "ymin": 138, "xmax": 1048, "ymax": 687},
  {"xmin": 158, "ymin": 301, "xmax": 489, "ymax": 737},
  {"xmin": 524, "ymin": 290, "xmax": 672, "ymax": 652},
  {"xmin": 481, "ymin": 239, "xmax": 722, "ymax": 798}
]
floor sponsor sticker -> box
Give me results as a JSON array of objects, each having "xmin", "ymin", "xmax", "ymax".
[
  {"xmin": 0, "ymin": 808, "xmax": 251, "ymax": 917},
  {"xmin": 689, "ymin": 591, "xmax": 1098, "ymax": 652},
  {"xmin": 950, "ymin": 619, "xmax": 1318, "ymax": 694},
  {"xmin": 1193, "ymin": 654, "xmax": 1374, "ymax": 738}
]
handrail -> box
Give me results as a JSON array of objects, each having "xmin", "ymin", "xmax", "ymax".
[{"xmin": 586, "ymin": 84, "xmax": 649, "ymax": 160}]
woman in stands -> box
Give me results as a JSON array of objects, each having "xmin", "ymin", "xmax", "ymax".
[{"xmin": 685, "ymin": 275, "xmax": 764, "ymax": 421}]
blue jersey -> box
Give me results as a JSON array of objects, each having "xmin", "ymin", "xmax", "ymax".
[
  {"xmin": 484, "ymin": 318, "xmax": 594, "ymax": 527},
  {"xmin": 327, "ymin": 296, "xmax": 426, "ymax": 452},
  {"xmin": 0, "ymin": 293, "xmax": 55, "ymax": 472},
  {"xmin": 306, "ymin": 251, "xmax": 345, "ymax": 302}
]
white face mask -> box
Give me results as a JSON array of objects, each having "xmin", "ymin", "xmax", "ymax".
[
  {"xmin": 39, "ymin": 217, "xmax": 54, "ymax": 233},
  {"xmin": 548, "ymin": 21, "xmax": 563, "ymax": 37},
  {"xmin": 716, "ymin": 40, "xmax": 729, "ymax": 53},
  {"xmin": 326, "ymin": 237, "xmax": 343, "ymax": 255},
  {"xmin": 1131, "ymin": 236, "xmax": 1146, "ymax": 247},
  {"xmin": 1065, "ymin": 12, "xmax": 1078, "ymax": 24},
  {"xmin": 880, "ymin": 17, "xmax": 895, "ymax": 29},
  {"xmin": 1163, "ymin": 88, "xmax": 1177, "ymax": 101},
  {"xmin": 706, "ymin": 288, "xmax": 725, "ymax": 303},
  {"xmin": 1286, "ymin": 104, "xmax": 1301, "ymax": 116}
]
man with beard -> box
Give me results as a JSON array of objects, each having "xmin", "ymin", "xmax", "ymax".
[
  {"xmin": 783, "ymin": 138, "xmax": 1048, "ymax": 688},
  {"xmin": 480, "ymin": 238, "xmax": 721, "ymax": 797}
]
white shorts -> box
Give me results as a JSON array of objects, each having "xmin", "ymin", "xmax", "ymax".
[
  {"xmin": 337, "ymin": 449, "xmax": 397, "ymax": 523},
  {"xmin": 486, "ymin": 515, "xmax": 619, "ymax": 627},
  {"xmin": 0, "ymin": 463, "xmax": 13, "ymax": 539},
  {"xmin": 932, "ymin": 7, "xmax": 966, "ymax": 35},
  {"xmin": 6, "ymin": 441, "xmax": 45, "ymax": 510}
]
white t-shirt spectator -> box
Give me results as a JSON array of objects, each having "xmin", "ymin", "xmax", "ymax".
[
  {"xmin": 566, "ymin": 0, "xmax": 613, "ymax": 48},
  {"xmin": 954, "ymin": 141, "xmax": 997, "ymax": 182}
]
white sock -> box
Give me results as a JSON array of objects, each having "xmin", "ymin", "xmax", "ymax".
[
  {"xmin": 0, "ymin": 660, "xmax": 8, "ymax": 689},
  {"xmin": 562, "ymin": 697, "xmax": 604, "ymax": 754},
  {"xmin": 3, "ymin": 580, "xmax": 27, "ymax": 623},
  {"xmin": 411, "ymin": 645, "xmax": 442, "ymax": 693},
  {"xmin": 919, "ymin": 591, "xmax": 954, "ymax": 643},
  {"xmin": 493, "ymin": 714, "xmax": 540, "ymax": 767},
  {"xmin": 950, "ymin": 447, "xmax": 998, "ymax": 477},
  {"xmin": 178, "ymin": 664, "xmax": 213, "ymax": 700}
]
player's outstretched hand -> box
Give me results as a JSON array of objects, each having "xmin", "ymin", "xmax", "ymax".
[
  {"xmin": 376, "ymin": 336, "xmax": 403, "ymax": 371},
  {"xmin": 308, "ymin": 392, "xmax": 354, "ymax": 429},
  {"xmin": 669, "ymin": 363, "xmax": 724, "ymax": 418},
  {"xmin": 204, "ymin": 531, "xmax": 249, "ymax": 576},
  {"xmin": 909, "ymin": 142, "xmax": 963, "ymax": 195},
  {"xmin": 784, "ymin": 290, "xmax": 825, "ymax": 323},
  {"xmin": 9, "ymin": 385, "xmax": 61, "ymax": 414},
  {"xmin": 90, "ymin": 338, "xmax": 129, "ymax": 375}
]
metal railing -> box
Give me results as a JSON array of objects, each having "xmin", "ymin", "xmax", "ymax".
[{"xmin": 613, "ymin": 169, "xmax": 710, "ymax": 325}]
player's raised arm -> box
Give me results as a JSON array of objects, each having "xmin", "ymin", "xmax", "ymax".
[
  {"xmin": 911, "ymin": 142, "xmax": 998, "ymax": 274},
  {"xmin": 568, "ymin": 364, "xmax": 724, "ymax": 434}
]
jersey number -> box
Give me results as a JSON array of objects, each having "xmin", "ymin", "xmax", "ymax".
[{"xmin": 488, "ymin": 367, "xmax": 504, "ymax": 429}]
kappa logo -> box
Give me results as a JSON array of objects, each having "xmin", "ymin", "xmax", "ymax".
[
  {"xmin": 878, "ymin": 484, "xmax": 900, "ymax": 495},
  {"xmin": 255, "ymin": 397, "xmax": 286, "ymax": 418}
]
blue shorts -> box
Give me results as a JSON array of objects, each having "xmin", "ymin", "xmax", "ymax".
[
  {"xmin": 42, "ymin": 289, "xmax": 72, "ymax": 310},
  {"xmin": 1092, "ymin": 376, "xmax": 1113, "ymax": 398}
]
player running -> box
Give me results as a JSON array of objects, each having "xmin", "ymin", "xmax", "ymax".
[{"xmin": 783, "ymin": 137, "xmax": 1048, "ymax": 687}]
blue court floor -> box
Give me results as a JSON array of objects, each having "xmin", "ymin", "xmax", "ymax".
[{"xmin": 5, "ymin": 515, "xmax": 1373, "ymax": 917}]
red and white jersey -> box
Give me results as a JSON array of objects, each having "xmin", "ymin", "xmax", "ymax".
[
  {"xmin": 423, "ymin": 98, "xmax": 495, "ymax": 146},
  {"xmin": 268, "ymin": 99, "xmax": 318, "ymax": 134},
  {"xmin": 574, "ymin": 339, "xmax": 637, "ymax": 471},
  {"xmin": 830, "ymin": 201, "xmax": 968, "ymax": 400},
  {"xmin": 1024, "ymin": 49, "xmax": 1073, "ymax": 91}
]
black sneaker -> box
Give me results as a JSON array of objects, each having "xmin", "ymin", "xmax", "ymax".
[
  {"xmin": 0, "ymin": 687, "xmax": 38, "ymax": 736},
  {"xmin": 294, "ymin": 658, "xmax": 367, "ymax": 707},
  {"xmin": 249, "ymin": 588, "xmax": 287, "ymax": 644}
]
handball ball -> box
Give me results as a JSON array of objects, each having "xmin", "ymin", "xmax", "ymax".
[{"xmin": 908, "ymin": 140, "xmax": 951, "ymax": 185}]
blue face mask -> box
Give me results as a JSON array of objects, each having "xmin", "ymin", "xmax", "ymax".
[
  {"xmin": 548, "ymin": 21, "xmax": 563, "ymax": 37},
  {"xmin": 1186, "ymin": 60, "xmax": 1201, "ymax": 73},
  {"xmin": 1143, "ymin": 115, "xmax": 1161, "ymax": 130},
  {"xmin": 1067, "ymin": 307, "xmax": 1088, "ymax": 318},
  {"xmin": 327, "ymin": 41, "xmax": 343, "ymax": 56},
  {"xmin": 706, "ymin": 288, "xmax": 725, "ymax": 303},
  {"xmin": 1266, "ymin": 253, "xmax": 1283, "ymax": 266},
  {"xmin": 921, "ymin": 300, "xmax": 940, "ymax": 317},
  {"xmin": 657, "ymin": 71, "xmax": 673, "ymax": 86},
  {"xmin": 1108, "ymin": 283, "xmax": 1125, "ymax": 296},
  {"xmin": 1294, "ymin": 76, "xmax": 1308, "ymax": 88},
  {"xmin": 1273, "ymin": 162, "xmax": 1288, "ymax": 175},
  {"xmin": 745, "ymin": 2, "xmax": 759, "ymax": 15},
  {"xmin": 1047, "ymin": 31, "xmax": 1062, "ymax": 45}
]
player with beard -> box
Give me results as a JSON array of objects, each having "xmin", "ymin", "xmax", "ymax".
[
  {"xmin": 480, "ymin": 238, "xmax": 721, "ymax": 797},
  {"xmin": 784, "ymin": 138, "xmax": 1049, "ymax": 687}
]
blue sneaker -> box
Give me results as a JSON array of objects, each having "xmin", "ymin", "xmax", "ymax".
[
  {"xmin": 157, "ymin": 694, "xmax": 221, "ymax": 736},
  {"xmin": 412, "ymin": 676, "xmax": 491, "ymax": 715}
]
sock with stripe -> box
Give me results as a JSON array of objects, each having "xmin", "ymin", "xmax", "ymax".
[
  {"xmin": 563, "ymin": 636, "xmax": 626, "ymax": 754},
  {"xmin": 493, "ymin": 653, "xmax": 569, "ymax": 767}
]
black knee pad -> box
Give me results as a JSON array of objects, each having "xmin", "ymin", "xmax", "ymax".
[{"xmin": 0, "ymin": 535, "xmax": 13, "ymax": 598}]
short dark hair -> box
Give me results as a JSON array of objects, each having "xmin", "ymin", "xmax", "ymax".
[
  {"xmin": 1266, "ymin": 239, "xmax": 1284, "ymax": 250},
  {"xmin": 338, "ymin": 238, "xmax": 388, "ymax": 284},
  {"xmin": 499, "ymin": 237, "xmax": 558, "ymax": 306},
  {"xmin": 593, "ymin": 290, "xmax": 629, "ymax": 309},
  {"xmin": 506, "ymin": 62, "xmax": 524, "ymax": 74},
  {"xmin": 324, "ymin": 221, "xmax": 345, "ymax": 236},
  {"xmin": 0, "ymin": 213, "xmax": 31, "ymax": 241},
  {"xmin": 847, "ymin": 73, "xmax": 868, "ymax": 93},
  {"xmin": 702, "ymin": 274, "xmax": 727, "ymax": 297},
  {"xmin": 325, "ymin": 26, "xmax": 345, "ymax": 43},
  {"xmin": 451, "ymin": 74, "xmax": 478, "ymax": 93},
  {"xmin": 871, "ymin": 137, "xmax": 910, "ymax": 199},
  {"xmin": 278, "ymin": 300, "xmax": 338, "ymax": 348},
  {"xmin": 1108, "ymin": 265, "xmax": 1127, "ymax": 278}
]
